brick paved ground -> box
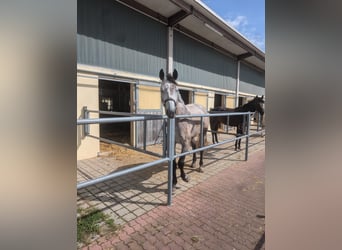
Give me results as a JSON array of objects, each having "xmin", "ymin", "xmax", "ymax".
[{"xmin": 78, "ymin": 133, "xmax": 265, "ymax": 249}]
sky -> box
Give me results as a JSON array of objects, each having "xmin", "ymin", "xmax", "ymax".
[{"xmin": 200, "ymin": 0, "xmax": 265, "ymax": 52}]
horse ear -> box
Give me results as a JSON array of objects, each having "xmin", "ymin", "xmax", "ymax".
[
  {"xmin": 261, "ymin": 95, "xmax": 264, "ymax": 99},
  {"xmin": 172, "ymin": 69, "xmax": 178, "ymax": 80},
  {"xmin": 159, "ymin": 69, "xmax": 165, "ymax": 80}
]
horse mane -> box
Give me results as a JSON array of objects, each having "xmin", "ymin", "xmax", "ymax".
[
  {"xmin": 165, "ymin": 74, "xmax": 186, "ymax": 105},
  {"xmin": 210, "ymin": 106, "xmax": 233, "ymax": 112},
  {"xmin": 239, "ymin": 98, "xmax": 259, "ymax": 111},
  {"xmin": 176, "ymin": 91, "xmax": 186, "ymax": 105},
  {"xmin": 210, "ymin": 100, "xmax": 255, "ymax": 113},
  {"xmin": 166, "ymin": 74, "xmax": 178, "ymax": 85}
]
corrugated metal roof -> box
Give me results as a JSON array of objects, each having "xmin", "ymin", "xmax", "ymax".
[{"xmin": 117, "ymin": 0, "xmax": 265, "ymax": 71}]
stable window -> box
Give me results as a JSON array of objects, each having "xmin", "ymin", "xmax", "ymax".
[
  {"xmin": 179, "ymin": 89, "xmax": 191, "ymax": 104},
  {"xmin": 98, "ymin": 79, "xmax": 131, "ymax": 144}
]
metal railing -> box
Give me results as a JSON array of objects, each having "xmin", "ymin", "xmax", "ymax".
[{"xmin": 77, "ymin": 107, "xmax": 265, "ymax": 205}]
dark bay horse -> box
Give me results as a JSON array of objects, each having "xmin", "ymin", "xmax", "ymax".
[
  {"xmin": 159, "ymin": 69, "xmax": 209, "ymax": 188},
  {"xmin": 210, "ymin": 96, "xmax": 264, "ymax": 150}
]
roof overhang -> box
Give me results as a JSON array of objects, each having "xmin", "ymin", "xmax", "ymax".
[{"xmin": 116, "ymin": 0, "xmax": 265, "ymax": 71}]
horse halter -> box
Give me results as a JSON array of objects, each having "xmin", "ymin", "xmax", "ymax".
[
  {"xmin": 163, "ymin": 97, "xmax": 177, "ymax": 118},
  {"xmin": 163, "ymin": 98, "xmax": 177, "ymax": 107},
  {"xmin": 159, "ymin": 68, "xmax": 179, "ymax": 118}
]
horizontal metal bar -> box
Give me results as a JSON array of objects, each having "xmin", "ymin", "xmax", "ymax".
[
  {"xmin": 83, "ymin": 110, "xmax": 251, "ymax": 120},
  {"xmin": 208, "ymin": 130, "xmax": 235, "ymax": 135},
  {"xmin": 87, "ymin": 110, "xmax": 164, "ymax": 117},
  {"xmin": 175, "ymin": 112, "xmax": 251, "ymax": 118},
  {"xmin": 207, "ymin": 111, "xmax": 252, "ymax": 116},
  {"xmin": 88, "ymin": 135, "xmax": 164, "ymax": 158},
  {"xmin": 78, "ymin": 112, "xmax": 251, "ymax": 125},
  {"xmin": 249, "ymin": 130, "xmax": 265, "ymax": 136},
  {"xmin": 87, "ymin": 110, "xmax": 250, "ymax": 118},
  {"xmin": 77, "ymin": 158, "xmax": 168, "ymax": 189},
  {"xmin": 77, "ymin": 115, "xmax": 164, "ymax": 125},
  {"xmin": 174, "ymin": 134, "xmax": 250, "ymax": 158}
]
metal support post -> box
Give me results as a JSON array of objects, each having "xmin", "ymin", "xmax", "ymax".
[
  {"xmin": 245, "ymin": 113, "xmax": 251, "ymax": 161},
  {"xmin": 200, "ymin": 116, "xmax": 204, "ymax": 147},
  {"xmin": 256, "ymin": 112, "xmax": 260, "ymax": 132},
  {"xmin": 226, "ymin": 115, "xmax": 229, "ymax": 133},
  {"xmin": 83, "ymin": 106, "xmax": 89, "ymax": 136},
  {"xmin": 167, "ymin": 27, "xmax": 174, "ymax": 74},
  {"xmin": 162, "ymin": 119, "xmax": 167, "ymax": 157},
  {"xmin": 235, "ymin": 60, "xmax": 241, "ymax": 108},
  {"xmin": 143, "ymin": 120, "xmax": 147, "ymax": 150},
  {"xmin": 167, "ymin": 118, "xmax": 175, "ymax": 206}
]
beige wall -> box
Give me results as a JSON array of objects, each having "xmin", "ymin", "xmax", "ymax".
[
  {"xmin": 195, "ymin": 92, "xmax": 208, "ymax": 110},
  {"xmin": 226, "ymin": 96, "xmax": 235, "ymax": 108},
  {"xmin": 77, "ymin": 73, "xmax": 100, "ymax": 160},
  {"xmin": 138, "ymin": 85, "xmax": 161, "ymax": 110},
  {"xmin": 207, "ymin": 91, "xmax": 215, "ymax": 110}
]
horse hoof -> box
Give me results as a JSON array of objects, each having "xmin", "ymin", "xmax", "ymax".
[
  {"xmin": 182, "ymin": 175, "xmax": 190, "ymax": 182},
  {"xmin": 171, "ymin": 184, "xmax": 180, "ymax": 193},
  {"xmin": 198, "ymin": 168, "xmax": 204, "ymax": 173},
  {"xmin": 191, "ymin": 162, "xmax": 198, "ymax": 168}
]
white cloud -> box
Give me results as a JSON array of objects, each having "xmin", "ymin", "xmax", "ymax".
[
  {"xmin": 247, "ymin": 35, "xmax": 265, "ymax": 51},
  {"xmin": 226, "ymin": 15, "xmax": 248, "ymax": 30},
  {"xmin": 226, "ymin": 16, "xmax": 265, "ymax": 52}
]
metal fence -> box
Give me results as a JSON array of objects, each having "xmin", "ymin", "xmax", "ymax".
[{"xmin": 77, "ymin": 108, "xmax": 265, "ymax": 205}]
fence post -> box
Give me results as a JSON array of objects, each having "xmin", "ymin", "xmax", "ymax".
[
  {"xmin": 226, "ymin": 115, "xmax": 229, "ymax": 133},
  {"xmin": 257, "ymin": 112, "xmax": 260, "ymax": 132},
  {"xmin": 83, "ymin": 106, "xmax": 89, "ymax": 136},
  {"xmin": 245, "ymin": 112, "xmax": 251, "ymax": 161},
  {"xmin": 143, "ymin": 120, "xmax": 147, "ymax": 151},
  {"xmin": 162, "ymin": 119, "xmax": 167, "ymax": 157},
  {"xmin": 200, "ymin": 116, "xmax": 203, "ymax": 147},
  {"xmin": 167, "ymin": 117, "xmax": 175, "ymax": 206}
]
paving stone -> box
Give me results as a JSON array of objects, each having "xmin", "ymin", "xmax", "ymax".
[
  {"xmin": 121, "ymin": 213, "xmax": 136, "ymax": 222},
  {"xmin": 77, "ymin": 136, "xmax": 265, "ymax": 249}
]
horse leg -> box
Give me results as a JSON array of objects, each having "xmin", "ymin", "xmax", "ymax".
[
  {"xmin": 215, "ymin": 124, "xmax": 218, "ymax": 143},
  {"xmin": 172, "ymin": 159, "xmax": 178, "ymax": 186},
  {"xmin": 235, "ymin": 126, "xmax": 240, "ymax": 151},
  {"xmin": 178, "ymin": 155, "xmax": 189, "ymax": 182},
  {"xmin": 198, "ymin": 150, "xmax": 204, "ymax": 173},
  {"xmin": 210, "ymin": 119, "xmax": 216, "ymax": 144},
  {"xmin": 191, "ymin": 142, "xmax": 197, "ymax": 168},
  {"xmin": 235, "ymin": 125, "xmax": 243, "ymax": 151},
  {"xmin": 212, "ymin": 129, "xmax": 218, "ymax": 144}
]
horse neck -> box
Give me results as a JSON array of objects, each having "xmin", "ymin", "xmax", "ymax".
[
  {"xmin": 175, "ymin": 90, "xmax": 190, "ymax": 115},
  {"xmin": 238, "ymin": 102, "xmax": 255, "ymax": 112}
]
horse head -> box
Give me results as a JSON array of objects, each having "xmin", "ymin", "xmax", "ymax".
[
  {"xmin": 251, "ymin": 95, "xmax": 265, "ymax": 115},
  {"xmin": 159, "ymin": 69, "xmax": 179, "ymax": 118}
]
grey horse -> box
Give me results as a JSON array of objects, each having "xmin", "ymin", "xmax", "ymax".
[{"xmin": 159, "ymin": 69, "xmax": 209, "ymax": 188}]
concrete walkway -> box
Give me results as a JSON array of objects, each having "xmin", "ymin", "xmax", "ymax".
[{"xmin": 79, "ymin": 141, "xmax": 265, "ymax": 250}]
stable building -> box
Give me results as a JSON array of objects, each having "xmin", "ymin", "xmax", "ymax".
[{"xmin": 77, "ymin": 0, "xmax": 265, "ymax": 160}]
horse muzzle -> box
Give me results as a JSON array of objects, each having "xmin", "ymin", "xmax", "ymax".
[{"xmin": 164, "ymin": 99, "xmax": 176, "ymax": 118}]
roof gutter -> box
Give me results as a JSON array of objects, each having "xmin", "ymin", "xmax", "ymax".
[{"xmin": 169, "ymin": 0, "xmax": 265, "ymax": 62}]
